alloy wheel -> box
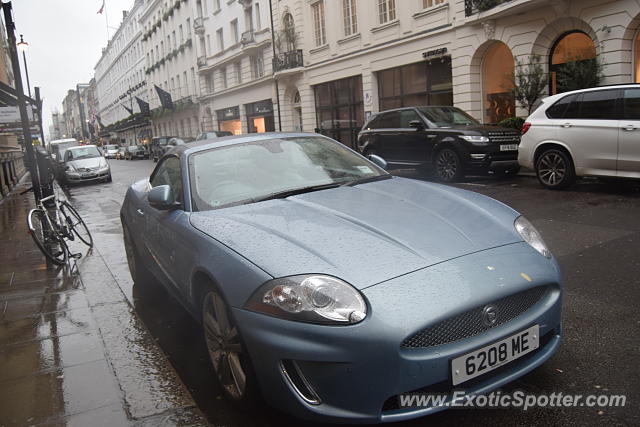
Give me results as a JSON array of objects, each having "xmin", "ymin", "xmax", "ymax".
[
  {"xmin": 436, "ymin": 149, "xmax": 460, "ymax": 182},
  {"xmin": 203, "ymin": 291, "xmax": 247, "ymax": 400},
  {"xmin": 538, "ymin": 152, "xmax": 567, "ymax": 186}
]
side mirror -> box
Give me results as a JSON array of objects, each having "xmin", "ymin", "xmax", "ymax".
[
  {"xmin": 149, "ymin": 185, "xmax": 180, "ymax": 210},
  {"xmin": 409, "ymin": 120, "xmax": 425, "ymax": 131},
  {"xmin": 367, "ymin": 154, "xmax": 388, "ymax": 170}
]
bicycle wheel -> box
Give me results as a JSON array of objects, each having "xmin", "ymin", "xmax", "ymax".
[
  {"xmin": 27, "ymin": 209, "xmax": 69, "ymax": 265},
  {"xmin": 60, "ymin": 201, "xmax": 93, "ymax": 247}
]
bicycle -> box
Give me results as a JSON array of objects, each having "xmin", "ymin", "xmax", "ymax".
[{"xmin": 27, "ymin": 192, "xmax": 93, "ymax": 265}]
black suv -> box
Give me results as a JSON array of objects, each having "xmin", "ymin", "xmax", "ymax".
[{"xmin": 357, "ymin": 106, "xmax": 521, "ymax": 182}]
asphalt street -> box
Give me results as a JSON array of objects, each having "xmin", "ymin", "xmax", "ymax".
[{"xmin": 65, "ymin": 158, "xmax": 640, "ymax": 426}]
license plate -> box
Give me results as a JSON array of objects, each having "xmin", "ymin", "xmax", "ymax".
[
  {"xmin": 500, "ymin": 144, "xmax": 518, "ymax": 151},
  {"xmin": 451, "ymin": 325, "xmax": 539, "ymax": 386},
  {"xmin": 82, "ymin": 173, "xmax": 96, "ymax": 178}
]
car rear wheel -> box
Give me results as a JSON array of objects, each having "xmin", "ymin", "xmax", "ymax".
[
  {"xmin": 535, "ymin": 148, "xmax": 575, "ymax": 189},
  {"xmin": 202, "ymin": 289, "xmax": 256, "ymax": 402},
  {"xmin": 435, "ymin": 148, "xmax": 463, "ymax": 182}
]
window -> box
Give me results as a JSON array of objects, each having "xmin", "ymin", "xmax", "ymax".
[
  {"xmin": 624, "ymin": 88, "xmax": 640, "ymax": 120},
  {"xmin": 251, "ymin": 52, "xmax": 264, "ymax": 79},
  {"xmin": 172, "ymin": 31, "xmax": 176, "ymax": 49},
  {"xmin": 578, "ymin": 90, "xmax": 619, "ymax": 120},
  {"xmin": 235, "ymin": 62, "xmax": 242, "ymax": 84},
  {"xmin": 176, "ymin": 75, "xmax": 181, "ymax": 96},
  {"xmin": 207, "ymin": 72, "xmax": 215, "ymax": 93},
  {"xmin": 217, "ymin": 28, "xmax": 224, "ymax": 51},
  {"xmin": 231, "ymin": 19, "xmax": 239, "ymax": 44},
  {"xmin": 378, "ymin": 111, "xmax": 400, "ymax": 128},
  {"xmin": 255, "ymin": 3, "xmax": 261, "ymax": 29},
  {"xmin": 399, "ymin": 109, "xmax": 422, "ymax": 128},
  {"xmin": 150, "ymin": 157, "xmax": 183, "ymax": 204},
  {"xmin": 546, "ymin": 94, "xmax": 577, "ymax": 119},
  {"xmin": 423, "ymin": 0, "xmax": 444, "ymax": 8},
  {"xmin": 312, "ymin": 1, "xmax": 326, "ymax": 47},
  {"xmin": 183, "ymin": 71, "xmax": 188, "ymax": 93},
  {"xmin": 378, "ymin": 0, "xmax": 396, "ymax": 24},
  {"xmin": 207, "ymin": 34, "xmax": 212, "ymax": 55},
  {"xmin": 214, "ymin": 0, "xmax": 221, "ymax": 11},
  {"xmin": 221, "ymin": 67, "xmax": 227, "ymax": 89},
  {"xmin": 343, "ymin": 0, "xmax": 357, "ymax": 36},
  {"xmin": 314, "ymin": 75, "xmax": 364, "ymax": 149},
  {"xmin": 179, "ymin": 25, "xmax": 183, "ymax": 43}
]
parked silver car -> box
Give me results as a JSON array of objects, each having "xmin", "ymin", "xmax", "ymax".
[
  {"xmin": 63, "ymin": 145, "xmax": 112, "ymax": 184},
  {"xmin": 518, "ymin": 84, "xmax": 640, "ymax": 189}
]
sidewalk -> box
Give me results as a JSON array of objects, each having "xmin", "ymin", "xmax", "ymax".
[{"xmin": 0, "ymin": 178, "xmax": 208, "ymax": 426}]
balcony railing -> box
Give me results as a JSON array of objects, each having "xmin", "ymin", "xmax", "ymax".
[
  {"xmin": 272, "ymin": 49, "xmax": 304, "ymax": 72},
  {"xmin": 464, "ymin": 0, "xmax": 513, "ymax": 16},
  {"xmin": 194, "ymin": 16, "xmax": 204, "ymax": 34},
  {"xmin": 240, "ymin": 30, "xmax": 255, "ymax": 45},
  {"xmin": 197, "ymin": 56, "xmax": 207, "ymax": 68}
]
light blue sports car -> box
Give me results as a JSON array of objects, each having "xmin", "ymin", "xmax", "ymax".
[{"xmin": 120, "ymin": 133, "xmax": 562, "ymax": 423}]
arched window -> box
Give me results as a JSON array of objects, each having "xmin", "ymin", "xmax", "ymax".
[
  {"xmin": 549, "ymin": 31, "xmax": 596, "ymax": 94},
  {"xmin": 635, "ymin": 29, "xmax": 640, "ymax": 83},
  {"xmin": 482, "ymin": 42, "xmax": 515, "ymax": 124}
]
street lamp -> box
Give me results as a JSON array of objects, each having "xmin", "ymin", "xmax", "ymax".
[{"xmin": 16, "ymin": 34, "xmax": 31, "ymax": 98}]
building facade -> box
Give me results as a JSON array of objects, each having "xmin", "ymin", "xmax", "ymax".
[
  {"xmin": 62, "ymin": 89, "xmax": 80, "ymax": 139},
  {"xmin": 140, "ymin": 0, "xmax": 200, "ymax": 138},
  {"xmin": 270, "ymin": 0, "xmax": 640, "ymax": 149},
  {"xmin": 196, "ymin": 0, "xmax": 275, "ymax": 135},
  {"xmin": 95, "ymin": 1, "xmax": 149, "ymax": 146},
  {"xmin": 50, "ymin": 111, "xmax": 64, "ymax": 140}
]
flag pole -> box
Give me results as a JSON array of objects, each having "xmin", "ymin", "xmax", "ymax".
[{"xmin": 103, "ymin": 1, "xmax": 110, "ymax": 40}]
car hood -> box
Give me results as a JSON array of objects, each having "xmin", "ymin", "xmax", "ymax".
[
  {"xmin": 67, "ymin": 157, "xmax": 104, "ymax": 170},
  {"xmin": 190, "ymin": 177, "xmax": 523, "ymax": 289}
]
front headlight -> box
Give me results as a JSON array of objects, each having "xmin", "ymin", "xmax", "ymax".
[
  {"xmin": 459, "ymin": 135, "xmax": 490, "ymax": 145},
  {"xmin": 515, "ymin": 216, "xmax": 551, "ymax": 258},
  {"xmin": 245, "ymin": 275, "xmax": 367, "ymax": 324}
]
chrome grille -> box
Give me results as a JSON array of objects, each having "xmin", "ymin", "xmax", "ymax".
[
  {"xmin": 401, "ymin": 286, "xmax": 548, "ymax": 349},
  {"xmin": 487, "ymin": 132, "xmax": 520, "ymax": 144}
]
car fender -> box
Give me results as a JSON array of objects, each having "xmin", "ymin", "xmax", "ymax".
[{"xmin": 531, "ymin": 140, "xmax": 575, "ymax": 167}]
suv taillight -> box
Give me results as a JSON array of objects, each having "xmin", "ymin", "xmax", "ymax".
[{"xmin": 521, "ymin": 122, "xmax": 531, "ymax": 135}]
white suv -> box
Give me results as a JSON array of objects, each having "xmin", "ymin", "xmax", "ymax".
[{"xmin": 518, "ymin": 84, "xmax": 640, "ymax": 189}]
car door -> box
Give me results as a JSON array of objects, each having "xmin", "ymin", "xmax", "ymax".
[
  {"xmin": 398, "ymin": 109, "xmax": 432, "ymax": 163},
  {"xmin": 376, "ymin": 111, "xmax": 406, "ymax": 163},
  {"xmin": 556, "ymin": 89, "xmax": 621, "ymax": 176},
  {"xmin": 618, "ymin": 88, "xmax": 640, "ymax": 178},
  {"xmin": 144, "ymin": 156, "xmax": 191, "ymax": 293}
]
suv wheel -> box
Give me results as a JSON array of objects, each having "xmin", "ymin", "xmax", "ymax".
[
  {"xmin": 535, "ymin": 148, "xmax": 575, "ymax": 189},
  {"xmin": 435, "ymin": 148, "xmax": 463, "ymax": 182}
]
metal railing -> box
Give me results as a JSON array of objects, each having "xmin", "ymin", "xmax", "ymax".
[
  {"xmin": 464, "ymin": 0, "xmax": 513, "ymax": 16},
  {"xmin": 197, "ymin": 56, "xmax": 207, "ymax": 68},
  {"xmin": 240, "ymin": 30, "xmax": 255, "ymax": 45},
  {"xmin": 194, "ymin": 16, "xmax": 204, "ymax": 34},
  {"xmin": 272, "ymin": 49, "xmax": 304, "ymax": 72}
]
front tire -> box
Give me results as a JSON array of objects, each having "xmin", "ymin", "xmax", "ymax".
[
  {"xmin": 535, "ymin": 148, "xmax": 575, "ymax": 189},
  {"xmin": 201, "ymin": 289, "xmax": 256, "ymax": 402},
  {"xmin": 434, "ymin": 148, "xmax": 463, "ymax": 182}
]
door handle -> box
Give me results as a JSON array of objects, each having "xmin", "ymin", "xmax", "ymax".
[
  {"xmin": 562, "ymin": 123, "xmax": 572, "ymax": 128},
  {"xmin": 136, "ymin": 209, "xmax": 144, "ymax": 216},
  {"xmin": 622, "ymin": 125, "xmax": 636, "ymax": 131}
]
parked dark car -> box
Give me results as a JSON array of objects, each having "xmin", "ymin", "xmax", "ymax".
[
  {"xmin": 195, "ymin": 131, "xmax": 233, "ymax": 141},
  {"xmin": 357, "ymin": 106, "xmax": 521, "ymax": 182},
  {"xmin": 150, "ymin": 136, "xmax": 178, "ymax": 162},
  {"xmin": 125, "ymin": 145, "xmax": 149, "ymax": 160}
]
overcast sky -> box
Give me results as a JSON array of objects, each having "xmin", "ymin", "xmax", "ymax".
[{"xmin": 11, "ymin": 0, "xmax": 134, "ymax": 138}]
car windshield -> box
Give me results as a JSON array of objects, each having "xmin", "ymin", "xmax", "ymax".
[
  {"xmin": 105, "ymin": 145, "xmax": 117, "ymax": 150},
  {"xmin": 418, "ymin": 107, "xmax": 479, "ymax": 127},
  {"xmin": 190, "ymin": 136, "xmax": 388, "ymax": 211},
  {"xmin": 67, "ymin": 146, "xmax": 101, "ymax": 160}
]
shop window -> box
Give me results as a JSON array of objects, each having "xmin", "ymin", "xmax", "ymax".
[
  {"xmin": 217, "ymin": 106, "xmax": 242, "ymax": 135},
  {"xmin": 314, "ymin": 75, "xmax": 364, "ymax": 149},
  {"xmin": 245, "ymin": 99, "xmax": 275, "ymax": 133},
  {"xmin": 377, "ymin": 58, "xmax": 452, "ymax": 111},
  {"xmin": 482, "ymin": 41, "xmax": 515, "ymax": 124},
  {"xmin": 550, "ymin": 31, "xmax": 596, "ymax": 94},
  {"xmin": 635, "ymin": 31, "xmax": 640, "ymax": 83}
]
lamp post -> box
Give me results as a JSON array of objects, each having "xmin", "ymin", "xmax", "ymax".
[{"xmin": 16, "ymin": 34, "xmax": 31, "ymax": 99}]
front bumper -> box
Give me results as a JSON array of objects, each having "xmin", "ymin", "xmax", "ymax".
[
  {"xmin": 461, "ymin": 146, "xmax": 520, "ymax": 172},
  {"xmin": 234, "ymin": 243, "xmax": 562, "ymax": 423},
  {"xmin": 65, "ymin": 169, "xmax": 110, "ymax": 182}
]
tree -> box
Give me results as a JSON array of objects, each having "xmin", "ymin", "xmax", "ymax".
[
  {"xmin": 555, "ymin": 56, "xmax": 605, "ymax": 93},
  {"xmin": 511, "ymin": 54, "xmax": 547, "ymax": 115}
]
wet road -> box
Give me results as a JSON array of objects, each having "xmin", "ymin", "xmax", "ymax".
[{"xmin": 66, "ymin": 158, "xmax": 640, "ymax": 426}]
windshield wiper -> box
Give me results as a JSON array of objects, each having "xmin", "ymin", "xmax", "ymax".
[
  {"xmin": 252, "ymin": 182, "xmax": 342, "ymax": 203},
  {"xmin": 343, "ymin": 174, "xmax": 392, "ymax": 187}
]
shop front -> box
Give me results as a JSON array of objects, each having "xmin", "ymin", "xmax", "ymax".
[
  {"xmin": 245, "ymin": 99, "xmax": 275, "ymax": 133},
  {"xmin": 313, "ymin": 75, "xmax": 364, "ymax": 149},
  {"xmin": 377, "ymin": 57, "xmax": 453, "ymax": 111},
  {"xmin": 216, "ymin": 106, "xmax": 242, "ymax": 135}
]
